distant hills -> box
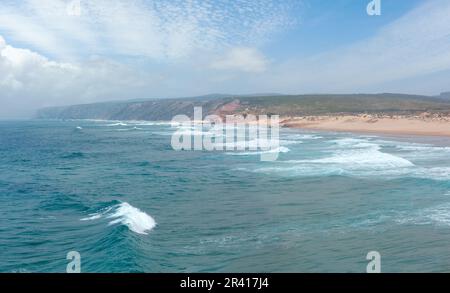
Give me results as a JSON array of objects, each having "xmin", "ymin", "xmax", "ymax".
[
  {"xmin": 437, "ymin": 92, "xmax": 450, "ymax": 100},
  {"xmin": 37, "ymin": 93, "xmax": 450, "ymax": 121},
  {"xmin": 37, "ymin": 95, "xmax": 237, "ymax": 121}
]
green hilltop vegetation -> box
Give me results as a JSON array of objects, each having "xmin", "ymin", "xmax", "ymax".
[
  {"xmin": 236, "ymin": 93, "xmax": 450, "ymax": 116},
  {"xmin": 37, "ymin": 93, "xmax": 450, "ymax": 121}
]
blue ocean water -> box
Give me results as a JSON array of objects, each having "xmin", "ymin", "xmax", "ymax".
[{"xmin": 1, "ymin": 120, "xmax": 450, "ymax": 272}]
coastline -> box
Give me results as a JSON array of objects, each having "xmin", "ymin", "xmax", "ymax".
[
  {"xmin": 29, "ymin": 115, "xmax": 450, "ymax": 144},
  {"xmin": 281, "ymin": 114, "xmax": 450, "ymax": 138}
]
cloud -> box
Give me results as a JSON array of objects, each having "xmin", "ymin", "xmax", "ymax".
[
  {"xmin": 211, "ymin": 47, "xmax": 268, "ymax": 73},
  {"xmin": 0, "ymin": 0, "xmax": 299, "ymax": 118},
  {"xmin": 0, "ymin": 35, "xmax": 5, "ymax": 49},
  {"xmin": 0, "ymin": 35, "xmax": 163, "ymax": 118},
  {"xmin": 0, "ymin": 0, "xmax": 296, "ymax": 60}
]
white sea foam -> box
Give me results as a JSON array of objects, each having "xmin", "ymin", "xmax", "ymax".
[
  {"xmin": 423, "ymin": 204, "xmax": 450, "ymax": 226},
  {"xmin": 80, "ymin": 206, "xmax": 112, "ymax": 221},
  {"xmin": 278, "ymin": 139, "xmax": 303, "ymax": 145},
  {"xmin": 310, "ymin": 147, "xmax": 414, "ymax": 169},
  {"xmin": 396, "ymin": 144, "xmax": 450, "ymax": 153},
  {"xmin": 284, "ymin": 134, "xmax": 323, "ymax": 140},
  {"xmin": 81, "ymin": 214, "xmax": 103, "ymax": 221},
  {"xmin": 107, "ymin": 122, "xmax": 128, "ymax": 126},
  {"xmin": 396, "ymin": 203, "xmax": 450, "ymax": 226},
  {"xmin": 177, "ymin": 130, "xmax": 220, "ymax": 136},
  {"xmin": 244, "ymin": 136, "xmax": 418, "ymax": 177},
  {"xmin": 251, "ymin": 162, "xmax": 450, "ymax": 181},
  {"xmin": 249, "ymin": 165, "xmax": 344, "ymax": 177},
  {"xmin": 285, "ymin": 141, "xmax": 414, "ymax": 170},
  {"xmin": 94, "ymin": 120, "xmax": 175, "ymax": 127},
  {"xmin": 219, "ymin": 138, "xmax": 297, "ymax": 150},
  {"xmin": 156, "ymin": 126, "xmax": 223, "ymax": 137},
  {"xmin": 81, "ymin": 202, "xmax": 156, "ymax": 235},
  {"xmin": 116, "ymin": 126, "xmax": 143, "ymax": 131},
  {"xmin": 412, "ymin": 167, "xmax": 450, "ymax": 181},
  {"xmin": 128, "ymin": 121, "xmax": 175, "ymax": 126},
  {"xmin": 228, "ymin": 146, "xmax": 290, "ymax": 156},
  {"xmin": 331, "ymin": 138, "xmax": 378, "ymax": 149},
  {"xmin": 107, "ymin": 202, "xmax": 156, "ymax": 234}
]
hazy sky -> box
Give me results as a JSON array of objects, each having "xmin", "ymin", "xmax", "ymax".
[{"xmin": 1, "ymin": 0, "xmax": 450, "ymax": 118}]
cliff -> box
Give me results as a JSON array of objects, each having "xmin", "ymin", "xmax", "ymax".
[{"xmin": 37, "ymin": 93, "xmax": 450, "ymax": 120}]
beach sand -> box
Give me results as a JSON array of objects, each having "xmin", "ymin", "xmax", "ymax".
[{"xmin": 281, "ymin": 114, "xmax": 450, "ymax": 137}]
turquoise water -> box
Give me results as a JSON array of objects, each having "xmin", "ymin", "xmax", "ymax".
[{"xmin": 1, "ymin": 120, "xmax": 450, "ymax": 272}]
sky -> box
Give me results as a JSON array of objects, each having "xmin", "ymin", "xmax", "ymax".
[{"xmin": 1, "ymin": 0, "xmax": 450, "ymax": 118}]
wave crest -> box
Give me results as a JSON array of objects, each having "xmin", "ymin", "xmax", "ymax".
[{"xmin": 81, "ymin": 202, "xmax": 156, "ymax": 235}]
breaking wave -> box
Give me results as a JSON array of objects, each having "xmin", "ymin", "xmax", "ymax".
[
  {"xmin": 107, "ymin": 122, "xmax": 128, "ymax": 126},
  {"xmin": 81, "ymin": 202, "xmax": 156, "ymax": 235}
]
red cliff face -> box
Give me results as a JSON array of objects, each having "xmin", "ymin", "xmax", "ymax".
[{"xmin": 214, "ymin": 99, "xmax": 241, "ymax": 118}]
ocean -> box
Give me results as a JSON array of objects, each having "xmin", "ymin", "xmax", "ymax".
[{"xmin": 1, "ymin": 120, "xmax": 450, "ymax": 272}]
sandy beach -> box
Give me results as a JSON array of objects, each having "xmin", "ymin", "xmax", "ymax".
[{"xmin": 281, "ymin": 114, "xmax": 450, "ymax": 137}]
